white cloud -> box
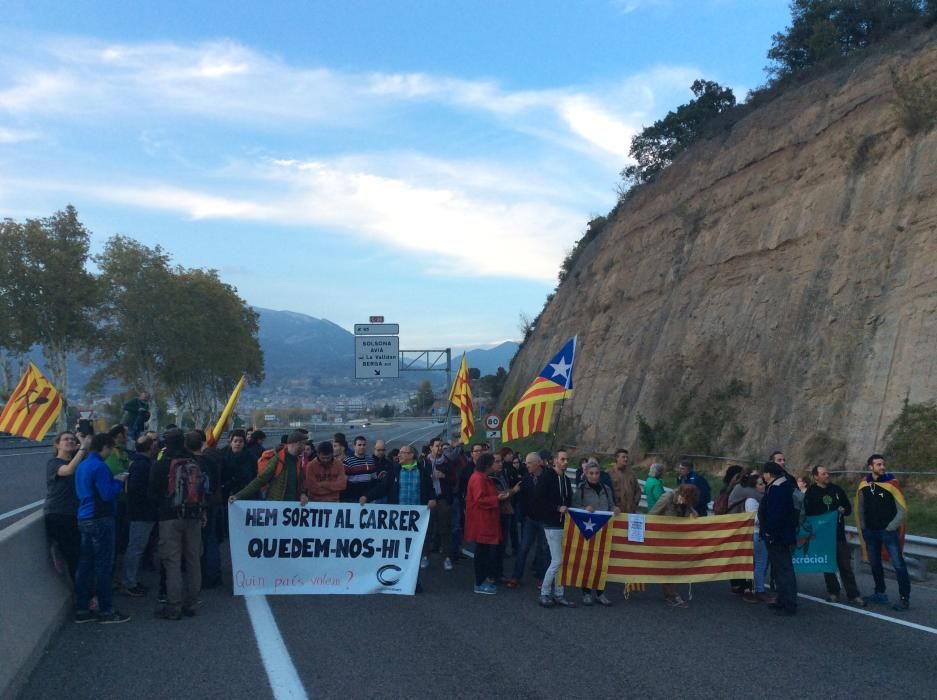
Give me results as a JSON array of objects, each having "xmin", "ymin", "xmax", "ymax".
[
  {"xmin": 0, "ymin": 126, "xmax": 41, "ymax": 143},
  {"xmin": 0, "ymin": 36, "xmax": 698, "ymax": 163},
  {"xmin": 6, "ymin": 150, "xmax": 584, "ymax": 281},
  {"xmin": 610, "ymin": 0, "xmax": 671, "ymax": 14},
  {"xmin": 0, "ymin": 34, "xmax": 711, "ymax": 283}
]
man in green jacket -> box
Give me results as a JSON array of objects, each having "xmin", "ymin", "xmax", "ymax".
[{"xmin": 230, "ymin": 431, "xmax": 305, "ymax": 502}]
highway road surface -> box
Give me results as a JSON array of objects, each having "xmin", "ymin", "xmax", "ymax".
[
  {"xmin": 15, "ymin": 554, "xmax": 937, "ymax": 699},
  {"xmin": 0, "ymin": 420, "xmax": 446, "ymax": 531}
]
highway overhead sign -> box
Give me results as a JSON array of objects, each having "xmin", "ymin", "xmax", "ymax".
[
  {"xmin": 484, "ymin": 413, "xmax": 501, "ymax": 430},
  {"xmin": 354, "ymin": 323, "xmax": 400, "ymax": 335},
  {"xmin": 355, "ymin": 335, "xmax": 400, "ymax": 378},
  {"xmin": 369, "ymin": 316, "xmax": 384, "ymax": 323}
]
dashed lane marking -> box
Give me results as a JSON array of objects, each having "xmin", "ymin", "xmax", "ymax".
[
  {"xmin": 799, "ymin": 593, "xmax": 937, "ymax": 636},
  {"xmin": 245, "ymin": 595, "xmax": 308, "ymax": 700}
]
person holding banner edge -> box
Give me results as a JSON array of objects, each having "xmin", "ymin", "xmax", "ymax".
[
  {"xmin": 803, "ymin": 465, "xmax": 865, "ymax": 606},
  {"xmin": 531, "ymin": 449, "xmax": 574, "ymax": 608},
  {"xmin": 230, "ymin": 431, "xmax": 306, "ymax": 503},
  {"xmin": 362, "ymin": 444, "xmax": 436, "ymax": 591},
  {"xmin": 573, "ymin": 460, "xmax": 619, "ymax": 606}
]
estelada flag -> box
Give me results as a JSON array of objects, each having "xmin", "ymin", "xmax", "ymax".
[
  {"xmin": 856, "ymin": 475, "xmax": 907, "ymax": 562},
  {"xmin": 559, "ymin": 507, "xmax": 614, "ymax": 591},
  {"xmin": 205, "ymin": 375, "xmax": 246, "ymax": 448},
  {"xmin": 0, "ymin": 362, "xmax": 63, "ymax": 442},
  {"xmin": 605, "ymin": 513, "xmax": 755, "ymax": 584},
  {"xmin": 502, "ymin": 336, "xmax": 576, "ymax": 442},
  {"xmin": 448, "ymin": 354, "xmax": 474, "ymax": 444}
]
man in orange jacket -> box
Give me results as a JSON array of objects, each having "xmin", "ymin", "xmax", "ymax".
[{"xmin": 301, "ymin": 441, "xmax": 347, "ymax": 504}]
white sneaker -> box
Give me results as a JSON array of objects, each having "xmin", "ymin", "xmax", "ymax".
[
  {"xmin": 420, "ymin": 556, "xmax": 429, "ymax": 569},
  {"xmin": 443, "ymin": 558, "xmax": 453, "ymax": 571}
]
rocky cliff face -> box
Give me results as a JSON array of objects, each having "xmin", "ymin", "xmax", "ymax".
[{"xmin": 503, "ymin": 32, "xmax": 937, "ymax": 467}]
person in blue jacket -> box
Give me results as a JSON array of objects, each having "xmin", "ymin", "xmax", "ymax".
[
  {"xmin": 676, "ymin": 459, "xmax": 711, "ymax": 516},
  {"xmin": 74, "ymin": 433, "xmax": 130, "ymax": 624},
  {"xmin": 758, "ymin": 461, "xmax": 798, "ymax": 616}
]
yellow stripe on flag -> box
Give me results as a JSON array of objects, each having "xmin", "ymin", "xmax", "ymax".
[
  {"xmin": 449, "ymin": 354, "xmax": 474, "ymax": 444},
  {"xmin": 0, "ymin": 362, "xmax": 63, "ymax": 442}
]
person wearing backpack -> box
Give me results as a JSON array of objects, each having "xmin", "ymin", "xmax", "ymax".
[
  {"xmin": 230, "ymin": 430, "xmax": 306, "ymax": 503},
  {"xmin": 149, "ymin": 428, "xmax": 206, "ymax": 620}
]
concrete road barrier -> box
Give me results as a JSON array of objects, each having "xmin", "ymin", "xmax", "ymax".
[{"xmin": 0, "ymin": 510, "xmax": 71, "ymax": 700}]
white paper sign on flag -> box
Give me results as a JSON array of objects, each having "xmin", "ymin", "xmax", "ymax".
[
  {"xmin": 228, "ymin": 501, "xmax": 430, "ymax": 595},
  {"xmin": 627, "ymin": 514, "xmax": 646, "ymax": 543}
]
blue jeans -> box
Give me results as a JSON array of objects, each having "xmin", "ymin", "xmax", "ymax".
[
  {"xmin": 75, "ymin": 517, "xmax": 115, "ymax": 614},
  {"xmin": 512, "ymin": 518, "xmax": 547, "ymax": 581},
  {"xmin": 753, "ymin": 536, "xmax": 768, "ymax": 593},
  {"xmin": 123, "ymin": 520, "xmax": 155, "ymax": 588},
  {"xmin": 863, "ymin": 528, "xmax": 911, "ymax": 600}
]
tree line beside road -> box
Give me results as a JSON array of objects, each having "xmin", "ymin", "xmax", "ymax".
[{"xmin": 0, "ymin": 206, "xmax": 264, "ymax": 430}]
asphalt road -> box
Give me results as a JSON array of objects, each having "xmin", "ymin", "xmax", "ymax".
[
  {"xmin": 17, "ymin": 554, "xmax": 937, "ymax": 699},
  {"xmin": 0, "ymin": 420, "xmax": 447, "ymax": 530}
]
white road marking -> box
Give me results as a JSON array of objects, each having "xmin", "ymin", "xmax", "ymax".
[
  {"xmin": 245, "ymin": 595, "xmax": 308, "ymax": 700},
  {"xmin": 0, "ymin": 499, "xmax": 44, "ymax": 522},
  {"xmin": 799, "ymin": 593, "xmax": 937, "ymax": 636}
]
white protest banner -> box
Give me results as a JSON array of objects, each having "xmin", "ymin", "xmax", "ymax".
[{"xmin": 228, "ymin": 501, "xmax": 429, "ymax": 595}]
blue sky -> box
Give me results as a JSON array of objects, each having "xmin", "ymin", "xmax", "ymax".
[{"xmin": 0, "ymin": 0, "xmax": 791, "ymax": 349}]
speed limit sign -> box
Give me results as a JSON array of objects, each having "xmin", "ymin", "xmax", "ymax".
[{"xmin": 484, "ymin": 413, "xmax": 501, "ymax": 430}]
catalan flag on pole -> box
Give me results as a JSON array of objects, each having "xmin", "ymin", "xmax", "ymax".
[
  {"xmin": 502, "ymin": 336, "xmax": 576, "ymax": 442},
  {"xmin": 0, "ymin": 362, "xmax": 63, "ymax": 442},
  {"xmin": 448, "ymin": 354, "xmax": 474, "ymax": 444},
  {"xmin": 206, "ymin": 374, "xmax": 246, "ymax": 448},
  {"xmin": 605, "ymin": 513, "xmax": 754, "ymax": 584},
  {"xmin": 559, "ymin": 508, "xmax": 614, "ymax": 591}
]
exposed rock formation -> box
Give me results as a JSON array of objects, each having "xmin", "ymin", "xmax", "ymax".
[{"xmin": 503, "ymin": 32, "xmax": 937, "ymax": 467}]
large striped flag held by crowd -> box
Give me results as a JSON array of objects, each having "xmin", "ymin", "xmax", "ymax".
[
  {"xmin": 503, "ymin": 336, "xmax": 576, "ymax": 442},
  {"xmin": 559, "ymin": 508, "xmax": 614, "ymax": 591},
  {"xmin": 448, "ymin": 353, "xmax": 474, "ymax": 444},
  {"xmin": 605, "ymin": 513, "xmax": 755, "ymax": 583},
  {"xmin": 0, "ymin": 362, "xmax": 63, "ymax": 442}
]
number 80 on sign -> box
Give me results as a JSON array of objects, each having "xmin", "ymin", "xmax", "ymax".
[{"xmin": 483, "ymin": 413, "xmax": 501, "ymax": 430}]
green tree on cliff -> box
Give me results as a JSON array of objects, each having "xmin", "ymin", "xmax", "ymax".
[
  {"xmin": 621, "ymin": 80, "xmax": 736, "ymax": 186},
  {"xmin": 767, "ymin": 0, "xmax": 927, "ymax": 79}
]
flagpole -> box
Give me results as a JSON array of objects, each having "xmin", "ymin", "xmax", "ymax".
[{"xmin": 548, "ymin": 395, "xmax": 568, "ymax": 453}]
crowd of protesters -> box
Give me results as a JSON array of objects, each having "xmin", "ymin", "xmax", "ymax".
[{"xmin": 43, "ymin": 416, "xmax": 913, "ymax": 624}]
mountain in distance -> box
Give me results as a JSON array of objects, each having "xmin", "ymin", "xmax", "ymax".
[
  {"xmin": 251, "ymin": 308, "xmax": 518, "ymax": 401},
  {"xmin": 464, "ymin": 341, "xmax": 519, "ymax": 375},
  {"xmin": 254, "ymin": 307, "xmax": 354, "ymax": 385},
  {"xmin": 17, "ymin": 308, "xmax": 518, "ymax": 404}
]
